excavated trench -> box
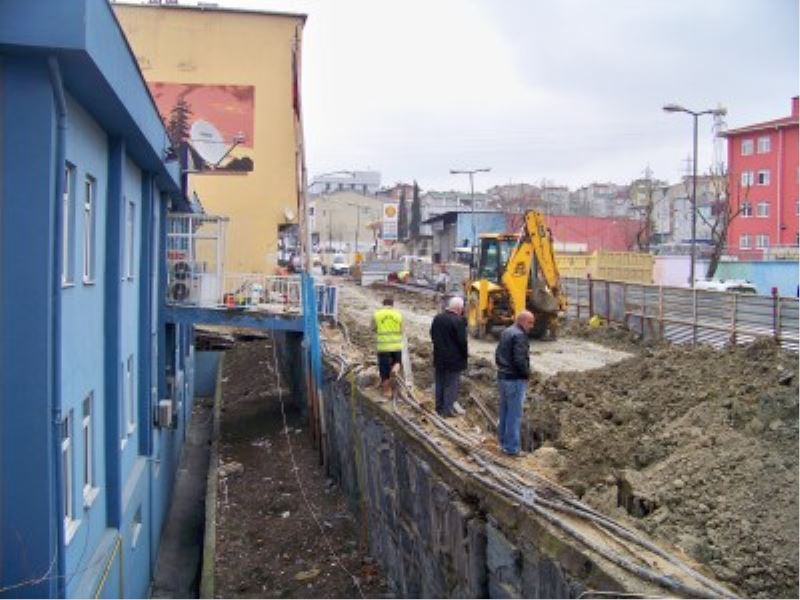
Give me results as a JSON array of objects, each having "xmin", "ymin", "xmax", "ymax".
[{"xmin": 325, "ymin": 280, "xmax": 799, "ymax": 599}]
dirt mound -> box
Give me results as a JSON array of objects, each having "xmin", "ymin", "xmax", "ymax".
[
  {"xmin": 524, "ymin": 339, "xmax": 799, "ymax": 598},
  {"xmin": 559, "ymin": 318, "xmax": 647, "ymax": 352}
]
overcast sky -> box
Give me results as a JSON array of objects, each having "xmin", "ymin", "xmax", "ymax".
[{"xmin": 174, "ymin": 0, "xmax": 797, "ymax": 192}]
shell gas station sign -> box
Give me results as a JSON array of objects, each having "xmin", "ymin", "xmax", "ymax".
[{"xmin": 382, "ymin": 202, "xmax": 399, "ymax": 241}]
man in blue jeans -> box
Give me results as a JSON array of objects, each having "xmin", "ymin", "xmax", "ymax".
[{"xmin": 494, "ymin": 311, "xmax": 535, "ymax": 456}]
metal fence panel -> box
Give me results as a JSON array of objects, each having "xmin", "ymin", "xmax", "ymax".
[{"xmin": 564, "ymin": 277, "xmax": 799, "ymax": 352}]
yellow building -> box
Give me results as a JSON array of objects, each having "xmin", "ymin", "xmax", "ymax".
[{"xmin": 114, "ymin": 3, "xmax": 305, "ymax": 273}]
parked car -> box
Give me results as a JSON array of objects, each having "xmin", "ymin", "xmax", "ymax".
[
  {"xmin": 330, "ymin": 254, "xmax": 350, "ymax": 276},
  {"xmin": 695, "ymin": 279, "xmax": 758, "ymax": 294}
]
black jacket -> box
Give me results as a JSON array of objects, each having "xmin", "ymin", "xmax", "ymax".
[
  {"xmin": 430, "ymin": 310, "xmax": 468, "ymax": 372},
  {"xmin": 495, "ymin": 324, "xmax": 531, "ymax": 380}
]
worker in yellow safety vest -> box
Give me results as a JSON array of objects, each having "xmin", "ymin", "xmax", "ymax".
[{"xmin": 373, "ymin": 297, "xmax": 404, "ymax": 398}]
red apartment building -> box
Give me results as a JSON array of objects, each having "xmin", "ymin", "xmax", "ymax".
[{"xmin": 723, "ymin": 96, "xmax": 799, "ymax": 259}]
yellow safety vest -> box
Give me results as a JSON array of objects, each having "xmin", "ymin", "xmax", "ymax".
[{"xmin": 374, "ymin": 307, "xmax": 403, "ymax": 353}]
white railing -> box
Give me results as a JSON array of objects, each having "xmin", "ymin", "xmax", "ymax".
[{"xmin": 220, "ymin": 273, "xmax": 303, "ymax": 314}]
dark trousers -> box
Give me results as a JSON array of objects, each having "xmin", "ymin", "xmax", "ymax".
[{"xmin": 435, "ymin": 368, "xmax": 461, "ymax": 415}]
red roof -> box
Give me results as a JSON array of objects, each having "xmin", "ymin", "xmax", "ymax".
[
  {"xmin": 505, "ymin": 213, "xmax": 641, "ymax": 252},
  {"xmin": 722, "ymin": 115, "xmax": 798, "ymax": 136}
]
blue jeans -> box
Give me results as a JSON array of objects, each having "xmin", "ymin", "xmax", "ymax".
[{"xmin": 497, "ymin": 378, "xmax": 526, "ymax": 454}]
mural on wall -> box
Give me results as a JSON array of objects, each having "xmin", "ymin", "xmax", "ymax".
[{"xmin": 149, "ymin": 82, "xmax": 255, "ymax": 173}]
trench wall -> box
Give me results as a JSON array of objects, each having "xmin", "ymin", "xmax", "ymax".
[{"xmin": 322, "ymin": 369, "xmax": 629, "ymax": 598}]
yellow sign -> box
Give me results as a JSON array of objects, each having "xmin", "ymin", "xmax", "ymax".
[{"xmin": 384, "ymin": 205, "xmax": 397, "ymax": 218}]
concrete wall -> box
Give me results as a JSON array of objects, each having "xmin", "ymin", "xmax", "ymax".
[{"xmin": 322, "ymin": 372, "xmax": 630, "ymax": 598}]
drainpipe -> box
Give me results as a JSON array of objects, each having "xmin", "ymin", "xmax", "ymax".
[
  {"xmin": 777, "ymin": 127, "xmax": 784, "ymax": 245},
  {"xmin": 47, "ymin": 55, "xmax": 67, "ymax": 599}
]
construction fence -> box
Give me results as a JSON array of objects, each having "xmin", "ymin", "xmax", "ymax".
[{"xmin": 564, "ymin": 277, "xmax": 800, "ymax": 352}]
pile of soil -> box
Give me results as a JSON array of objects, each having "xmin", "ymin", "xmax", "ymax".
[
  {"xmin": 214, "ymin": 339, "xmax": 391, "ymax": 598},
  {"xmin": 525, "ymin": 338, "xmax": 799, "ymax": 598}
]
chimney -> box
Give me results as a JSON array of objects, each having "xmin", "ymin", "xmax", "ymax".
[{"xmin": 792, "ymin": 96, "xmax": 799, "ymax": 118}]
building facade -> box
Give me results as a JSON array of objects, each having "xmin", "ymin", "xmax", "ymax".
[
  {"xmin": 0, "ymin": 1, "xmax": 197, "ymax": 597},
  {"xmin": 309, "ymin": 170, "xmax": 381, "ymax": 196},
  {"xmin": 114, "ymin": 3, "xmax": 306, "ymax": 273},
  {"xmin": 309, "ymin": 191, "xmax": 383, "ymax": 253},
  {"xmin": 723, "ymin": 97, "xmax": 799, "ymax": 259}
]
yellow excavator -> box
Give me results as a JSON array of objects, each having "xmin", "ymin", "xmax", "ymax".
[{"xmin": 465, "ymin": 210, "xmax": 566, "ymax": 339}]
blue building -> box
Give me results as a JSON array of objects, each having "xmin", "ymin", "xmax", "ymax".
[
  {"xmin": 0, "ymin": 1, "xmax": 199, "ymax": 596},
  {"xmin": 425, "ymin": 210, "xmax": 508, "ymax": 262}
]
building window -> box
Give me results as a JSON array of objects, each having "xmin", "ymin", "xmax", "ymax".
[
  {"xmin": 132, "ymin": 505, "xmax": 143, "ymax": 548},
  {"xmin": 126, "ymin": 355, "xmax": 136, "ymax": 436},
  {"xmin": 756, "ymin": 234, "xmax": 770, "ymax": 249},
  {"xmin": 740, "ymin": 139, "xmax": 754, "ymax": 156},
  {"xmin": 83, "ymin": 177, "xmax": 96, "ymax": 283},
  {"xmin": 757, "ymin": 170, "xmax": 770, "ymax": 185},
  {"xmin": 62, "ymin": 164, "xmax": 75, "ymax": 285},
  {"xmin": 740, "ymin": 171, "xmax": 754, "ymax": 187},
  {"xmin": 124, "ymin": 199, "xmax": 135, "ymax": 280},
  {"xmin": 82, "ymin": 393, "xmax": 99, "ymax": 507},
  {"xmin": 741, "ymin": 201, "xmax": 752, "ymax": 217},
  {"xmin": 756, "ymin": 201, "xmax": 770, "ymax": 217},
  {"xmin": 62, "ymin": 410, "xmax": 77, "ymax": 540},
  {"xmin": 739, "ymin": 234, "xmax": 751, "ymax": 249},
  {"xmin": 757, "ymin": 136, "xmax": 771, "ymax": 154}
]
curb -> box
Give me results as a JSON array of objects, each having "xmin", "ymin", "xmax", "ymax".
[{"xmin": 200, "ymin": 355, "xmax": 224, "ymax": 599}]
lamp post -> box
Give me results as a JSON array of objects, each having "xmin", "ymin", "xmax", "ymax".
[
  {"xmin": 663, "ymin": 103, "xmax": 727, "ymax": 286},
  {"xmin": 450, "ymin": 167, "xmax": 491, "ymax": 264}
]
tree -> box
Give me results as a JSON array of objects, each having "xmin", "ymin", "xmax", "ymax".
[
  {"xmin": 698, "ymin": 165, "xmax": 750, "ymax": 279},
  {"xmin": 410, "ymin": 181, "xmax": 422, "ymax": 239},
  {"xmin": 167, "ymin": 98, "xmax": 193, "ymax": 149},
  {"xmin": 634, "ymin": 170, "xmax": 657, "ymax": 252},
  {"xmin": 398, "ymin": 189, "xmax": 409, "ymax": 240}
]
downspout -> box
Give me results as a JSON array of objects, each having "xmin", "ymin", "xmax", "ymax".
[
  {"xmin": 47, "ymin": 55, "xmax": 67, "ymax": 599},
  {"xmin": 777, "ymin": 127, "xmax": 784, "ymax": 245}
]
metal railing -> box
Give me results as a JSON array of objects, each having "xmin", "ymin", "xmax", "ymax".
[{"xmin": 564, "ymin": 276, "xmax": 799, "ymax": 352}]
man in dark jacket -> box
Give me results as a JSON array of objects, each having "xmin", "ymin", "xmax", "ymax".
[
  {"xmin": 495, "ymin": 311, "xmax": 535, "ymax": 455},
  {"xmin": 430, "ymin": 296, "xmax": 468, "ymax": 417}
]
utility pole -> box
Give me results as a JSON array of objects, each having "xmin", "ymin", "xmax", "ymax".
[{"xmin": 450, "ymin": 167, "xmax": 491, "ymax": 264}]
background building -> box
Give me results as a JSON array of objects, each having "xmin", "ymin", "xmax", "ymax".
[
  {"xmin": 723, "ymin": 96, "xmax": 799, "ymax": 260},
  {"xmin": 0, "ymin": 1, "xmax": 195, "ymax": 597},
  {"xmin": 309, "ymin": 191, "xmax": 382, "ymax": 253},
  {"xmin": 309, "ymin": 170, "xmax": 381, "ymax": 195},
  {"xmin": 115, "ymin": 3, "xmax": 306, "ymax": 273}
]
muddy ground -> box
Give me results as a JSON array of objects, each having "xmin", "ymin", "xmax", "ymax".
[
  {"xmin": 329, "ymin": 279, "xmax": 799, "ymax": 599},
  {"xmin": 214, "ymin": 338, "xmax": 391, "ymax": 599}
]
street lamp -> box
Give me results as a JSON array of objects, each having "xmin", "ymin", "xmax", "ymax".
[
  {"xmin": 450, "ymin": 167, "xmax": 491, "ymax": 266},
  {"xmin": 346, "ymin": 203, "xmax": 367, "ymax": 255},
  {"xmin": 663, "ymin": 103, "xmax": 727, "ymax": 286}
]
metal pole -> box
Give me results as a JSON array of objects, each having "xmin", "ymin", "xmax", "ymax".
[
  {"xmin": 690, "ymin": 113, "xmax": 698, "ymax": 287},
  {"xmin": 470, "ymin": 172, "xmax": 476, "ymax": 255},
  {"xmin": 355, "ymin": 207, "xmax": 360, "ymax": 254}
]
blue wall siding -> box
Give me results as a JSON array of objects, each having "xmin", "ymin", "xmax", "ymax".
[
  {"xmin": 456, "ymin": 213, "xmax": 508, "ymax": 247},
  {"xmin": 61, "ymin": 93, "xmax": 111, "ymax": 598},
  {"xmin": 0, "ymin": 58, "xmax": 60, "ymax": 599},
  {"xmin": 715, "ymin": 261, "xmax": 800, "ymax": 297}
]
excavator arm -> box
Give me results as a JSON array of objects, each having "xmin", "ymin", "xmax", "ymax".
[{"xmin": 500, "ymin": 211, "xmax": 565, "ymax": 317}]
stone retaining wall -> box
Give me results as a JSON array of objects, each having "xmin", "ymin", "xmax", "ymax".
[{"xmin": 322, "ymin": 371, "xmax": 631, "ymax": 598}]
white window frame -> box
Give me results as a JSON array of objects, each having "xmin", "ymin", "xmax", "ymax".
[
  {"xmin": 740, "ymin": 171, "xmax": 754, "ymax": 187},
  {"xmin": 757, "ymin": 170, "xmax": 770, "ymax": 186},
  {"xmin": 756, "ymin": 234, "xmax": 770, "ymax": 249},
  {"xmin": 740, "ymin": 138, "xmax": 754, "ymax": 156},
  {"xmin": 740, "ymin": 201, "xmax": 752, "ymax": 217},
  {"xmin": 82, "ymin": 393, "xmax": 99, "ymax": 508},
  {"xmin": 124, "ymin": 198, "xmax": 135, "ymax": 281},
  {"xmin": 62, "ymin": 410, "xmax": 79, "ymax": 542},
  {"xmin": 739, "ymin": 234, "xmax": 751, "ymax": 249},
  {"xmin": 756, "ymin": 201, "xmax": 770, "ymax": 218},
  {"xmin": 82, "ymin": 177, "xmax": 95, "ymax": 284},
  {"xmin": 757, "ymin": 135, "xmax": 771, "ymax": 154},
  {"xmin": 126, "ymin": 355, "xmax": 136, "ymax": 435},
  {"xmin": 62, "ymin": 164, "xmax": 75, "ymax": 286},
  {"xmin": 132, "ymin": 506, "xmax": 143, "ymax": 548}
]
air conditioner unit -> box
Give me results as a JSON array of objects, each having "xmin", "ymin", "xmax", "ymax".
[
  {"xmin": 155, "ymin": 399, "xmax": 174, "ymax": 429},
  {"xmin": 168, "ymin": 260, "xmax": 193, "ymax": 303}
]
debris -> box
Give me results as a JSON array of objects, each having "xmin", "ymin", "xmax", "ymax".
[
  {"xmin": 218, "ymin": 461, "xmax": 244, "ymax": 477},
  {"xmin": 294, "ymin": 568, "xmax": 321, "ymax": 582},
  {"xmin": 281, "ymin": 511, "xmax": 290, "ymax": 519}
]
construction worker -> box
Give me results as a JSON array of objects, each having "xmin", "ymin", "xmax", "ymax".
[
  {"xmin": 373, "ymin": 297, "xmax": 403, "ymax": 398},
  {"xmin": 495, "ymin": 310, "xmax": 534, "ymax": 456},
  {"xmin": 430, "ymin": 296, "xmax": 468, "ymax": 417}
]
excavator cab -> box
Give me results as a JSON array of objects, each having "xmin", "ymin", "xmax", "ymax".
[{"xmin": 476, "ymin": 236, "xmax": 517, "ymax": 282}]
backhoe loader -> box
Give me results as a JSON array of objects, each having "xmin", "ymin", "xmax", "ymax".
[{"xmin": 465, "ymin": 210, "xmax": 566, "ymax": 339}]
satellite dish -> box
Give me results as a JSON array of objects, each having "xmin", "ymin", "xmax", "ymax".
[
  {"xmin": 284, "ymin": 208, "xmax": 296, "ymax": 222},
  {"xmin": 190, "ymin": 119, "xmax": 227, "ymax": 165}
]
